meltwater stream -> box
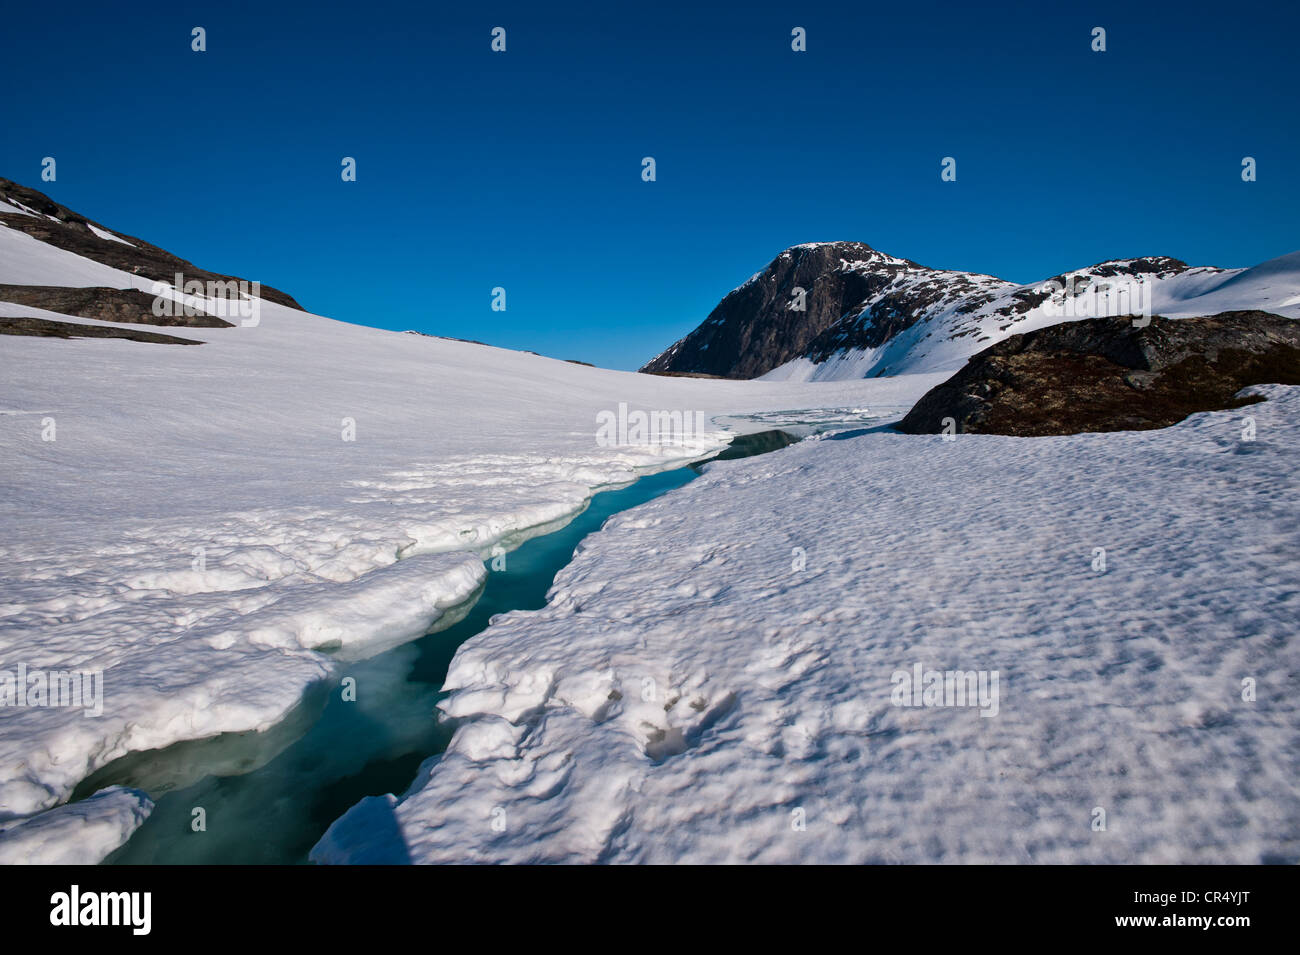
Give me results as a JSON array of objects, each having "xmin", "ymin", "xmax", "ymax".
[{"xmin": 89, "ymin": 430, "xmax": 799, "ymax": 864}]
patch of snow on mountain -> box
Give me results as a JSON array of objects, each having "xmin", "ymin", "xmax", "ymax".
[{"xmin": 85, "ymin": 222, "xmax": 136, "ymax": 246}]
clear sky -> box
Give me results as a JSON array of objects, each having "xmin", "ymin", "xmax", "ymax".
[{"xmin": 3, "ymin": 0, "xmax": 1296, "ymax": 369}]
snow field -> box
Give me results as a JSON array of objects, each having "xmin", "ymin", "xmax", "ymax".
[{"xmin": 315, "ymin": 386, "xmax": 1300, "ymax": 864}]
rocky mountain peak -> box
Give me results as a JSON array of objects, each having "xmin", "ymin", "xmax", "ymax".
[{"xmin": 641, "ymin": 241, "xmax": 923, "ymax": 379}]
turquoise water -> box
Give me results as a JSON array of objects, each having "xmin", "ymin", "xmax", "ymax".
[{"xmin": 93, "ymin": 433, "xmax": 793, "ymax": 864}]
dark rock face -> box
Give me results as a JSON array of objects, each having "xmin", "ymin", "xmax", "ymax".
[
  {"xmin": 0, "ymin": 285, "xmax": 234, "ymax": 327},
  {"xmin": 642, "ymin": 242, "xmax": 924, "ymax": 379},
  {"xmin": 897, "ymin": 311, "xmax": 1300, "ymax": 437},
  {"xmin": 0, "ymin": 315, "xmax": 204, "ymax": 345},
  {"xmin": 0, "ymin": 178, "xmax": 304, "ymax": 311}
]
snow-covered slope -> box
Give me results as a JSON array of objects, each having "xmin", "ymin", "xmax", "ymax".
[
  {"xmin": 767, "ymin": 251, "xmax": 1300, "ymax": 381},
  {"xmin": 0, "ymin": 211, "xmax": 942, "ymax": 861},
  {"xmin": 642, "ymin": 241, "xmax": 1300, "ymax": 383},
  {"xmin": 315, "ymin": 384, "xmax": 1300, "ymax": 864}
]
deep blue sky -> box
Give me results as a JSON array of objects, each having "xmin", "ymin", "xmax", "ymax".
[{"xmin": 2, "ymin": 0, "xmax": 1296, "ymax": 369}]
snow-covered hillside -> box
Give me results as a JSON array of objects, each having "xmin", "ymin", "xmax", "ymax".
[
  {"xmin": 763, "ymin": 250, "xmax": 1300, "ymax": 382},
  {"xmin": 0, "ymin": 211, "xmax": 941, "ymax": 861},
  {"xmin": 315, "ymin": 384, "xmax": 1300, "ymax": 864},
  {"xmin": 642, "ymin": 241, "xmax": 1300, "ymax": 383}
]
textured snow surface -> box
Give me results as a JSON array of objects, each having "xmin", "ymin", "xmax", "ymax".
[
  {"xmin": 315, "ymin": 387, "xmax": 1300, "ymax": 864},
  {"xmin": 0, "ymin": 786, "xmax": 152, "ymax": 864},
  {"xmin": 0, "ymin": 219, "xmax": 940, "ymax": 859}
]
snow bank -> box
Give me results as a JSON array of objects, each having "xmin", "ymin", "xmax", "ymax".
[
  {"xmin": 315, "ymin": 386, "xmax": 1300, "ymax": 864},
  {"xmin": 0, "ymin": 786, "xmax": 153, "ymax": 864}
]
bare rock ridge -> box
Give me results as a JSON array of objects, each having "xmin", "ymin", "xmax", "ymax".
[
  {"xmin": 896, "ymin": 311, "xmax": 1300, "ymax": 437},
  {"xmin": 0, "ymin": 177, "xmax": 303, "ymax": 311}
]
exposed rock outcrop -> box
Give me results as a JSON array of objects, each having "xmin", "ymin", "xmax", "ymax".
[
  {"xmin": 0, "ymin": 284, "xmax": 234, "ymax": 327},
  {"xmin": 896, "ymin": 311, "xmax": 1300, "ymax": 437},
  {"xmin": 0, "ymin": 315, "xmax": 204, "ymax": 345}
]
